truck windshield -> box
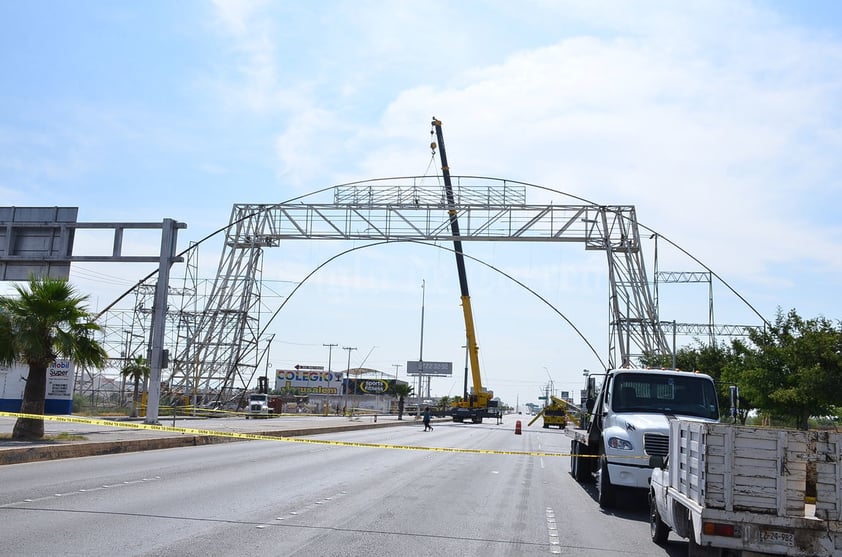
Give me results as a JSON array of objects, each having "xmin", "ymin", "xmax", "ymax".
[{"xmin": 612, "ymin": 373, "xmax": 719, "ymax": 420}]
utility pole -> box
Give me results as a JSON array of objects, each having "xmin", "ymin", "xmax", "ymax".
[
  {"xmin": 343, "ymin": 346, "xmax": 357, "ymax": 417},
  {"xmin": 417, "ymin": 279, "xmax": 425, "ymax": 417},
  {"xmin": 323, "ymin": 343, "xmax": 338, "ymax": 373},
  {"xmin": 392, "ymin": 363, "xmax": 402, "ymax": 379},
  {"xmin": 323, "ymin": 343, "xmax": 338, "ymax": 414},
  {"xmin": 264, "ymin": 334, "xmax": 275, "ymax": 379}
]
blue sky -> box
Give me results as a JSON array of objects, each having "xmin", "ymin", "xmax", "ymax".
[{"xmin": 2, "ymin": 1, "xmax": 841, "ymax": 407}]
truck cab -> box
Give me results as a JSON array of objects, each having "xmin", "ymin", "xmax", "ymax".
[{"xmin": 245, "ymin": 393, "xmax": 273, "ymax": 418}]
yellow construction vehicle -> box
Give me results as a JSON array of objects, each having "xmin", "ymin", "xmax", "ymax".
[
  {"xmin": 528, "ymin": 396, "xmax": 576, "ymax": 429},
  {"xmin": 432, "ymin": 118, "xmax": 499, "ymax": 424}
]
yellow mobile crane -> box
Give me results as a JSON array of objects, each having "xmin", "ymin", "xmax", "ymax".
[{"xmin": 432, "ymin": 118, "xmax": 499, "ymax": 424}]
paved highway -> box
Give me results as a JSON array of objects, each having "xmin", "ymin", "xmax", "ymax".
[{"xmin": 0, "ymin": 416, "xmax": 688, "ymax": 556}]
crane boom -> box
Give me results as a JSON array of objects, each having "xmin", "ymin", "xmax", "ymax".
[{"xmin": 432, "ymin": 118, "xmax": 495, "ymax": 423}]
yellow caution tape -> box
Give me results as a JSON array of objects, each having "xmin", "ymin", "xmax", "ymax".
[{"xmin": 0, "ymin": 411, "xmax": 647, "ymax": 459}]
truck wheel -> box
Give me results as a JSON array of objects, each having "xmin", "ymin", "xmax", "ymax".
[
  {"xmin": 571, "ymin": 442, "xmax": 590, "ymax": 483},
  {"xmin": 575, "ymin": 447, "xmax": 591, "ymax": 483},
  {"xmin": 649, "ymin": 490, "xmax": 669, "ymax": 545},
  {"xmin": 597, "ymin": 454, "xmax": 617, "ymax": 509},
  {"xmin": 687, "ymin": 517, "xmax": 720, "ymax": 557}
]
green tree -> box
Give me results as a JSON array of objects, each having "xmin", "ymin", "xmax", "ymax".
[
  {"xmin": 725, "ymin": 309, "xmax": 842, "ymax": 430},
  {"xmin": 120, "ymin": 356, "xmax": 150, "ymax": 418},
  {"xmin": 393, "ymin": 382, "xmax": 414, "ymax": 420},
  {"xmin": 0, "ymin": 276, "xmax": 107, "ymax": 439}
]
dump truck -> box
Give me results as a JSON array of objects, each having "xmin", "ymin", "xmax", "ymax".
[
  {"xmin": 649, "ymin": 419, "xmax": 842, "ymax": 556},
  {"xmin": 567, "ymin": 367, "xmax": 720, "ymax": 508}
]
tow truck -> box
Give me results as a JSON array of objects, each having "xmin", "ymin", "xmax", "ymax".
[{"xmin": 432, "ymin": 118, "xmax": 499, "ymax": 424}]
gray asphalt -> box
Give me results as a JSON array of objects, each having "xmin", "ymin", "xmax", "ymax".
[{"xmin": 0, "ymin": 413, "xmax": 432, "ymax": 465}]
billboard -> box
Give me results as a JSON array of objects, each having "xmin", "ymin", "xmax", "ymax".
[
  {"xmin": 406, "ymin": 360, "xmax": 452, "ymax": 377},
  {"xmin": 0, "ymin": 206, "xmax": 78, "ymax": 280},
  {"xmin": 0, "ymin": 359, "xmax": 75, "ymax": 414},
  {"xmin": 345, "ymin": 378, "xmax": 399, "ymax": 395},
  {"xmin": 275, "ymin": 368, "xmax": 342, "ymax": 395}
]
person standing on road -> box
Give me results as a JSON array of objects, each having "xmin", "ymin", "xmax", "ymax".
[{"xmin": 423, "ymin": 407, "xmax": 433, "ymax": 431}]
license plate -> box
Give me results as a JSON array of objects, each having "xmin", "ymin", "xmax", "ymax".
[{"xmin": 759, "ymin": 530, "xmax": 794, "ymax": 547}]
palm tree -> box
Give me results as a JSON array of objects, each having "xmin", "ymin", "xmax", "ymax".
[
  {"xmin": 0, "ymin": 276, "xmax": 107, "ymax": 440},
  {"xmin": 393, "ymin": 382, "xmax": 414, "ymax": 420},
  {"xmin": 120, "ymin": 356, "xmax": 150, "ymax": 418}
]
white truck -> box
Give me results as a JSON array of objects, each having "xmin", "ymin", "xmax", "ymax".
[
  {"xmin": 245, "ymin": 393, "xmax": 274, "ymax": 418},
  {"xmin": 649, "ymin": 420, "xmax": 842, "ymax": 556},
  {"xmin": 567, "ymin": 367, "xmax": 720, "ymax": 508}
]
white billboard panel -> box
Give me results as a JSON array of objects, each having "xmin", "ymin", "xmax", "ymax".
[
  {"xmin": 0, "ymin": 359, "xmax": 75, "ymax": 413},
  {"xmin": 406, "ymin": 360, "xmax": 452, "ymax": 377}
]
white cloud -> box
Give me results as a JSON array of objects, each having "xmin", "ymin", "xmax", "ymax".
[{"xmin": 352, "ymin": 4, "xmax": 842, "ymax": 294}]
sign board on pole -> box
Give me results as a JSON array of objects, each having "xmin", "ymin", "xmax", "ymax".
[{"xmin": 406, "ymin": 361, "xmax": 452, "ymax": 377}]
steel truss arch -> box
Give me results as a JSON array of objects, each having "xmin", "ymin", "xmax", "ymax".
[{"xmin": 169, "ymin": 176, "xmax": 672, "ymax": 399}]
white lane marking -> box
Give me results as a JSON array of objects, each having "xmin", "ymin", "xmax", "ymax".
[
  {"xmin": 546, "ymin": 506, "xmax": 561, "ymax": 554},
  {"xmin": 2, "ymin": 476, "xmax": 163, "ymax": 508}
]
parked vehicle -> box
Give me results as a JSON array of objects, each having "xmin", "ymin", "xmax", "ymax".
[
  {"xmin": 567, "ymin": 367, "xmax": 720, "ymax": 508},
  {"xmin": 245, "ymin": 393, "xmax": 273, "ymax": 418},
  {"xmin": 527, "ymin": 395, "xmax": 571, "ymax": 429},
  {"xmin": 649, "ymin": 419, "xmax": 842, "ymax": 556}
]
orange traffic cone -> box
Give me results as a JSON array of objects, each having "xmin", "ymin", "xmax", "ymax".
[{"xmin": 515, "ymin": 420, "xmax": 522, "ymax": 435}]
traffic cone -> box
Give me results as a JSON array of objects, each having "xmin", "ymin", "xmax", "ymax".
[{"xmin": 515, "ymin": 420, "xmax": 522, "ymax": 435}]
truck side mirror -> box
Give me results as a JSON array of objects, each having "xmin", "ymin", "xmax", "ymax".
[
  {"xmin": 585, "ymin": 376, "xmax": 597, "ymax": 412},
  {"xmin": 649, "ymin": 455, "xmax": 665, "ymax": 469}
]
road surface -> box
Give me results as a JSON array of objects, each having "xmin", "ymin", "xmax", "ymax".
[{"xmin": 0, "ymin": 416, "xmax": 689, "ymax": 556}]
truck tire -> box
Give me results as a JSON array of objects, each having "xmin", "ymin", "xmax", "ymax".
[
  {"xmin": 597, "ymin": 453, "xmax": 617, "ymax": 509},
  {"xmin": 649, "ymin": 490, "xmax": 669, "ymax": 545},
  {"xmin": 686, "ymin": 513, "xmax": 721, "ymax": 557},
  {"xmin": 570, "ymin": 442, "xmax": 590, "ymax": 483}
]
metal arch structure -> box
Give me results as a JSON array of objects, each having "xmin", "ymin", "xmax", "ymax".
[{"xmin": 169, "ymin": 176, "xmax": 670, "ymax": 400}]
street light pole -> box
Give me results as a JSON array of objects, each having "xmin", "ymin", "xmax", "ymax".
[{"xmin": 343, "ymin": 346, "xmax": 357, "ymax": 417}]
